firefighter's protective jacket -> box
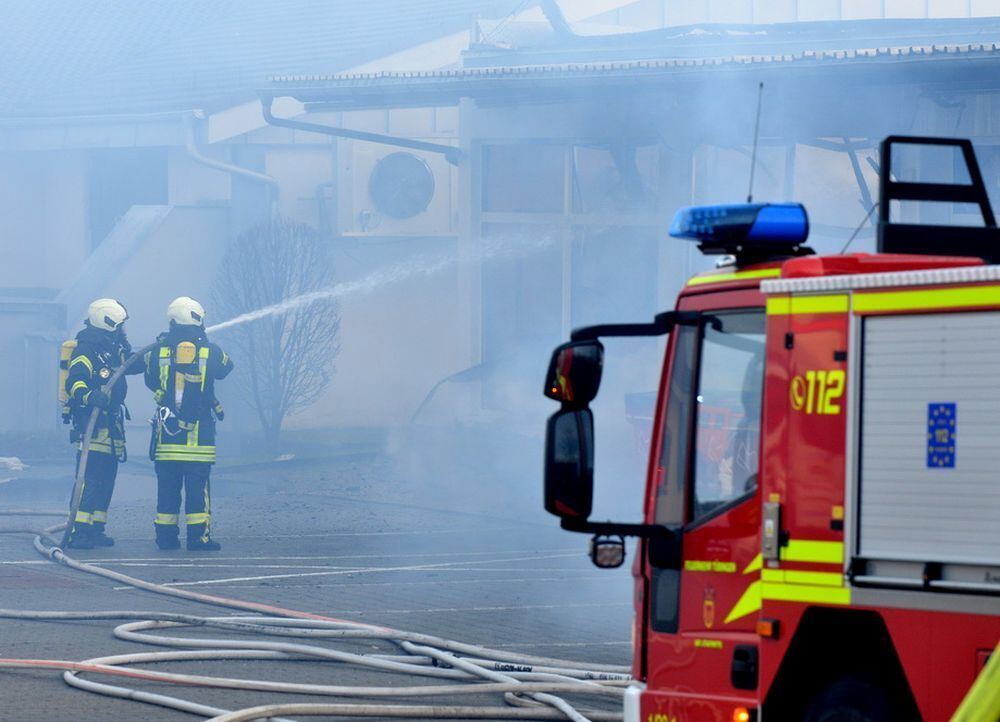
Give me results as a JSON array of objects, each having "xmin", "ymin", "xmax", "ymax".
[
  {"xmin": 65, "ymin": 325, "xmax": 143, "ymax": 456},
  {"xmin": 144, "ymin": 325, "xmax": 234, "ymax": 463}
]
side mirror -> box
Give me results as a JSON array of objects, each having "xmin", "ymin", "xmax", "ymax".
[
  {"xmin": 544, "ymin": 408, "xmax": 594, "ymax": 520},
  {"xmin": 544, "ymin": 340, "xmax": 604, "ymax": 406}
]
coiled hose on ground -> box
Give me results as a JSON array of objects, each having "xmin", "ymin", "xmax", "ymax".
[{"xmin": 0, "ymin": 517, "xmax": 630, "ymax": 720}]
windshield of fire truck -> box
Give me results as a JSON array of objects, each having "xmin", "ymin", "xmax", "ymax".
[{"xmin": 654, "ymin": 311, "xmax": 765, "ymax": 526}]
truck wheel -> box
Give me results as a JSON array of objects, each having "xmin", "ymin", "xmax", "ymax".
[{"xmin": 803, "ymin": 676, "xmax": 897, "ymax": 722}]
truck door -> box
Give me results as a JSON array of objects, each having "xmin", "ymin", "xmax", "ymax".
[{"xmin": 645, "ymin": 307, "xmax": 765, "ymax": 713}]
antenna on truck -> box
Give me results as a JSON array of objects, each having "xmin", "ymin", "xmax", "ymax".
[{"xmin": 747, "ymin": 82, "xmax": 764, "ymax": 204}]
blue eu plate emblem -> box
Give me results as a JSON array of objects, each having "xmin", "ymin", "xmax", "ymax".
[{"xmin": 927, "ymin": 403, "xmax": 956, "ymax": 469}]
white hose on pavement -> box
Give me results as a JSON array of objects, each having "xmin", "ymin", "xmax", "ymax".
[{"xmin": 0, "ymin": 516, "xmax": 629, "ymax": 721}]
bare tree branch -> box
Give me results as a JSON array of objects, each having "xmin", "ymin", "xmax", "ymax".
[{"xmin": 211, "ymin": 217, "xmax": 341, "ymax": 446}]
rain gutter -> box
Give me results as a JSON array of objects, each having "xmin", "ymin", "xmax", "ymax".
[{"xmin": 260, "ymin": 94, "xmax": 461, "ymax": 166}]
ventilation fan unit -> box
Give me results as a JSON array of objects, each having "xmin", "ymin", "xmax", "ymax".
[{"xmin": 344, "ymin": 148, "xmax": 455, "ymax": 237}]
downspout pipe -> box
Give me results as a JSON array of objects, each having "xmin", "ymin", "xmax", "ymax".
[
  {"xmin": 185, "ymin": 114, "xmax": 280, "ymax": 195},
  {"xmin": 261, "ymin": 95, "xmax": 461, "ymax": 166}
]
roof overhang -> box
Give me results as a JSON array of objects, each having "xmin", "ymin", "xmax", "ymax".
[{"xmin": 263, "ymin": 42, "xmax": 1000, "ymax": 113}]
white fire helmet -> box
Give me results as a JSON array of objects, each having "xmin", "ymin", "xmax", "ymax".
[
  {"xmin": 87, "ymin": 298, "xmax": 128, "ymax": 332},
  {"xmin": 167, "ymin": 296, "xmax": 206, "ymax": 326}
]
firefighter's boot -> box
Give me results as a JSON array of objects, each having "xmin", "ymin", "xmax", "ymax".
[
  {"xmin": 67, "ymin": 524, "xmax": 95, "ymax": 550},
  {"xmin": 155, "ymin": 524, "xmax": 180, "ymax": 551},
  {"xmin": 187, "ymin": 524, "xmax": 221, "ymax": 552},
  {"xmin": 91, "ymin": 522, "xmax": 115, "ymax": 547}
]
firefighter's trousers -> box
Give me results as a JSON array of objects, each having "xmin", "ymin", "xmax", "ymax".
[
  {"xmin": 73, "ymin": 451, "xmax": 117, "ymax": 534},
  {"xmin": 154, "ymin": 461, "xmax": 213, "ymax": 542}
]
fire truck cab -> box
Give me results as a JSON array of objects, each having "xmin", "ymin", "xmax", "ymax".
[{"xmin": 543, "ymin": 136, "xmax": 1000, "ymax": 721}]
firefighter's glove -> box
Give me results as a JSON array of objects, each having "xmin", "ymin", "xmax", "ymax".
[
  {"xmin": 213, "ymin": 400, "xmax": 225, "ymax": 421},
  {"xmin": 87, "ymin": 389, "xmax": 111, "ymax": 410}
]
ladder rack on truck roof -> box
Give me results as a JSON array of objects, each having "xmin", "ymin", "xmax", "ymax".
[{"xmin": 878, "ymin": 135, "xmax": 1000, "ymax": 262}]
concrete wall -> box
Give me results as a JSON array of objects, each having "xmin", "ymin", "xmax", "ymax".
[
  {"xmin": 0, "ymin": 151, "xmax": 89, "ymax": 291},
  {"xmin": 286, "ymin": 237, "xmax": 468, "ymax": 430},
  {"xmin": 265, "ymin": 145, "xmax": 335, "ymax": 225},
  {"xmin": 0, "ymin": 299, "xmax": 65, "ymax": 434},
  {"xmin": 168, "ymin": 149, "xmax": 232, "ymax": 206},
  {"xmin": 95, "ymin": 206, "xmax": 230, "ymax": 344}
]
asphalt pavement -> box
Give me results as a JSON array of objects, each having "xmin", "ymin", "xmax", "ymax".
[{"xmin": 0, "ymin": 450, "xmax": 634, "ymax": 721}]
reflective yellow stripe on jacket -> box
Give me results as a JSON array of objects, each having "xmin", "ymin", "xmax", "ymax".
[
  {"xmin": 76, "ymin": 428, "xmax": 124, "ymax": 456},
  {"xmin": 155, "ymin": 445, "xmax": 216, "ymax": 462},
  {"xmin": 69, "ymin": 355, "xmax": 94, "ymax": 374}
]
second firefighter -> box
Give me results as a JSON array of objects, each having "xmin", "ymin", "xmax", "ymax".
[
  {"xmin": 63, "ymin": 298, "xmax": 144, "ymax": 549},
  {"xmin": 145, "ymin": 296, "xmax": 233, "ymax": 551}
]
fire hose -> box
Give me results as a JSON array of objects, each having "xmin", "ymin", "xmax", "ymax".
[
  {"xmin": 1, "ymin": 342, "xmax": 631, "ymax": 720},
  {"xmin": 0, "ymin": 520, "xmax": 629, "ymax": 721}
]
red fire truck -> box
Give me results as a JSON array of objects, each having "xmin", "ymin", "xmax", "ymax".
[{"xmin": 543, "ymin": 136, "xmax": 1000, "ymax": 721}]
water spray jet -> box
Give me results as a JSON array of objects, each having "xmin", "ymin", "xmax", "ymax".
[{"xmin": 206, "ymin": 236, "xmax": 554, "ymax": 335}]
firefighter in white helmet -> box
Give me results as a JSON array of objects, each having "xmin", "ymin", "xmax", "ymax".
[
  {"xmin": 63, "ymin": 299, "xmax": 144, "ymax": 549},
  {"xmin": 144, "ymin": 297, "xmax": 233, "ymax": 551}
]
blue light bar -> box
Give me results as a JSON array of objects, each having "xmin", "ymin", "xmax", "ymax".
[{"xmin": 669, "ymin": 203, "xmax": 810, "ymax": 257}]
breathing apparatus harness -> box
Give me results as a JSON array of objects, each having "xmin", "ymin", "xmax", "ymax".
[
  {"xmin": 148, "ymin": 333, "xmax": 224, "ymax": 461},
  {"xmin": 61, "ymin": 327, "xmax": 133, "ymax": 463}
]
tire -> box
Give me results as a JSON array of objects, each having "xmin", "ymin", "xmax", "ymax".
[{"xmin": 803, "ymin": 676, "xmax": 898, "ymax": 722}]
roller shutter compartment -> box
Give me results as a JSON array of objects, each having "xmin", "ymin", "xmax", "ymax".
[{"xmin": 859, "ymin": 311, "xmax": 1000, "ymax": 590}]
